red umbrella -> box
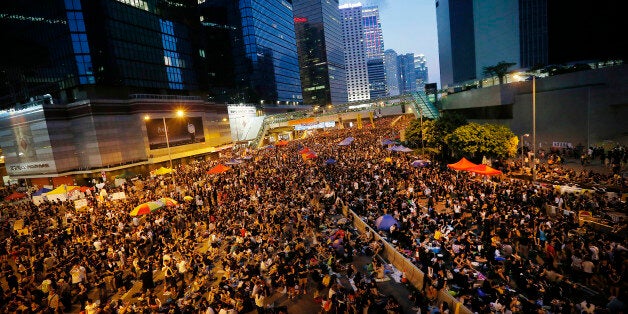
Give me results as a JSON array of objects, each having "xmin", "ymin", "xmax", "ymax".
[
  {"xmin": 299, "ymin": 147, "xmax": 311, "ymax": 154},
  {"xmin": 4, "ymin": 192, "xmax": 27, "ymax": 201},
  {"xmin": 207, "ymin": 164, "xmax": 231, "ymax": 174}
]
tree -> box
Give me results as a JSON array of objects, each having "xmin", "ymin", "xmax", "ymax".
[
  {"xmin": 483, "ymin": 61, "xmax": 517, "ymax": 85},
  {"xmin": 404, "ymin": 112, "xmax": 467, "ymax": 160},
  {"xmin": 446, "ymin": 123, "xmax": 518, "ymax": 160}
]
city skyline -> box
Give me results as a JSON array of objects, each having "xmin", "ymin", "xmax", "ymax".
[{"xmin": 340, "ymin": 0, "xmax": 441, "ymax": 87}]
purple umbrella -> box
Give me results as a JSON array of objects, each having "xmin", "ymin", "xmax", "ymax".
[{"xmin": 375, "ymin": 214, "xmax": 399, "ymax": 231}]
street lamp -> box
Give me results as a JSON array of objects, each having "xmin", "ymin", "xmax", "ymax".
[
  {"xmin": 532, "ymin": 76, "xmax": 537, "ymax": 181},
  {"xmin": 521, "ymin": 133, "xmax": 529, "ymax": 172},
  {"xmin": 144, "ymin": 110, "xmax": 185, "ymax": 185}
]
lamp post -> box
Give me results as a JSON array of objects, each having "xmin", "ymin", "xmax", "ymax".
[
  {"xmin": 419, "ymin": 106, "xmax": 425, "ymax": 156},
  {"xmin": 521, "ymin": 133, "xmax": 529, "ymax": 172},
  {"xmin": 145, "ymin": 109, "xmax": 184, "ymax": 186},
  {"xmin": 532, "ymin": 76, "xmax": 537, "ymax": 182}
]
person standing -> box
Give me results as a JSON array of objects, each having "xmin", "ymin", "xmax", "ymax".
[{"xmin": 47, "ymin": 287, "xmax": 62, "ymax": 313}]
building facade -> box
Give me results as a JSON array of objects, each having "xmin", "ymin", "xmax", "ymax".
[
  {"xmin": 436, "ymin": 0, "xmax": 476, "ymax": 88},
  {"xmin": 436, "ymin": 0, "xmax": 625, "ymax": 88},
  {"xmin": 414, "ymin": 54, "xmax": 429, "ymax": 91},
  {"xmin": 293, "ymin": 0, "xmax": 347, "ymax": 106},
  {"xmin": 397, "ymin": 53, "xmax": 417, "ymax": 94},
  {"xmin": 440, "ymin": 65, "xmax": 628, "ymax": 149},
  {"xmin": 362, "ymin": 6, "xmax": 387, "ymax": 99},
  {"xmin": 340, "ymin": 3, "xmax": 370, "ymax": 101},
  {"xmin": 0, "ymin": 0, "xmax": 307, "ymax": 183},
  {"xmin": 384, "ymin": 49, "xmax": 400, "ymax": 96},
  {"xmin": 201, "ymin": 0, "xmax": 303, "ymax": 105}
]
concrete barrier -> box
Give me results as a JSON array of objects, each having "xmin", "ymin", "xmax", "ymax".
[{"xmin": 347, "ymin": 210, "xmax": 473, "ymax": 314}]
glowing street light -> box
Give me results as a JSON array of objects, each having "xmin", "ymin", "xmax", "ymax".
[{"xmin": 144, "ymin": 110, "xmax": 185, "ymax": 185}]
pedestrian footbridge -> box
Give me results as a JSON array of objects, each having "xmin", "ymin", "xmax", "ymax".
[{"xmin": 252, "ymin": 92, "xmax": 439, "ymax": 147}]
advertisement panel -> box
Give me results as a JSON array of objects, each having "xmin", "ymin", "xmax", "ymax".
[
  {"xmin": 227, "ymin": 105, "xmax": 263, "ymax": 142},
  {"xmin": 146, "ymin": 117, "xmax": 205, "ymax": 150}
]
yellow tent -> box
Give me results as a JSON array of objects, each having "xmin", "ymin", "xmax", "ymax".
[
  {"xmin": 152, "ymin": 167, "xmax": 174, "ymax": 175},
  {"xmin": 46, "ymin": 184, "xmax": 80, "ymax": 195}
]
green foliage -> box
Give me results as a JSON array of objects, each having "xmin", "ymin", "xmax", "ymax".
[
  {"xmin": 446, "ymin": 123, "xmax": 518, "ymax": 160},
  {"xmin": 404, "ymin": 119, "xmax": 424, "ymax": 148},
  {"xmin": 482, "ymin": 61, "xmax": 517, "ymax": 84},
  {"xmin": 403, "ymin": 112, "xmax": 467, "ymax": 159}
]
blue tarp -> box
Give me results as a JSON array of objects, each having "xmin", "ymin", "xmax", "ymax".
[
  {"xmin": 32, "ymin": 188, "xmax": 51, "ymax": 196},
  {"xmin": 225, "ymin": 159, "xmax": 243, "ymax": 165},
  {"xmin": 338, "ymin": 137, "xmax": 355, "ymax": 146},
  {"xmin": 388, "ymin": 145, "xmax": 413, "ymax": 152}
]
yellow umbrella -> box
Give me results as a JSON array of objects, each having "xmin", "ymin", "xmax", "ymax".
[{"xmin": 183, "ymin": 195, "xmax": 194, "ymax": 202}]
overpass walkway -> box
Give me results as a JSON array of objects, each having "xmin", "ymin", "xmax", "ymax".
[{"xmin": 252, "ymin": 92, "xmax": 439, "ymax": 148}]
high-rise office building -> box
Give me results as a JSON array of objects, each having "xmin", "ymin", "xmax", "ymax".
[
  {"xmin": 384, "ymin": 49, "xmax": 400, "ymax": 96},
  {"xmin": 436, "ymin": 0, "xmax": 476, "ymax": 88},
  {"xmin": 0, "ymin": 0, "xmax": 305, "ymax": 106},
  {"xmin": 362, "ymin": 6, "xmax": 387, "ymax": 99},
  {"xmin": 414, "ymin": 54, "xmax": 429, "ymax": 91},
  {"xmin": 0, "ymin": 0, "xmax": 205, "ymax": 107},
  {"xmin": 201, "ymin": 0, "xmax": 303, "ymax": 105},
  {"xmin": 397, "ymin": 53, "xmax": 416, "ymax": 94},
  {"xmin": 436, "ymin": 0, "xmax": 625, "ymax": 88},
  {"xmin": 293, "ymin": 0, "xmax": 347, "ymax": 106},
  {"xmin": 340, "ymin": 3, "xmax": 370, "ymax": 101}
]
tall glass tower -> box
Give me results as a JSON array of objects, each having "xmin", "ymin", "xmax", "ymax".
[
  {"xmin": 362, "ymin": 6, "xmax": 387, "ymax": 99},
  {"xmin": 414, "ymin": 54, "xmax": 429, "ymax": 91},
  {"xmin": 340, "ymin": 3, "xmax": 369, "ymax": 101},
  {"xmin": 293, "ymin": 0, "xmax": 347, "ymax": 106},
  {"xmin": 397, "ymin": 53, "xmax": 416, "ymax": 94},
  {"xmin": 236, "ymin": 0, "xmax": 303, "ymax": 104},
  {"xmin": 384, "ymin": 49, "xmax": 400, "ymax": 96}
]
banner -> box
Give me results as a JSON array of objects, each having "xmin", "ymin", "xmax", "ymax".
[
  {"xmin": 227, "ymin": 105, "xmax": 264, "ymax": 142},
  {"xmin": 146, "ymin": 117, "xmax": 205, "ymax": 150},
  {"xmin": 74, "ymin": 199, "xmax": 88, "ymax": 210},
  {"xmin": 552, "ymin": 142, "xmax": 573, "ymax": 149},
  {"xmin": 356, "ymin": 114, "xmax": 363, "ymax": 129},
  {"xmin": 111, "ymin": 192, "xmax": 126, "ymax": 200},
  {"xmin": 369, "ymin": 111, "xmax": 374, "ymax": 127}
]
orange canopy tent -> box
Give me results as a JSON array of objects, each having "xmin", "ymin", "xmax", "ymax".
[
  {"xmin": 447, "ymin": 157, "xmax": 478, "ymax": 171},
  {"xmin": 275, "ymin": 140, "xmax": 289, "ymax": 147},
  {"xmin": 466, "ymin": 164, "xmax": 503, "ymax": 176},
  {"xmin": 207, "ymin": 164, "xmax": 231, "ymax": 174}
]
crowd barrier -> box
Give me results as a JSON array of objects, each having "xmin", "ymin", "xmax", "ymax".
[{"xmin": 346, "ymin": 209, "xmax": 473, "ymax": 314}]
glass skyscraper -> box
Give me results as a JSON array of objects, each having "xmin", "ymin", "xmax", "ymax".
[
  {"xmin": 397, "ymin": 53, "xmax": 416, "ymax": 94},
  {"xmin": 340, "ymin": 3, "xmax": 369, "ymax": 102},
  {"xmin": 201, "ymin": 0, "xmax": 303, "ymax": 105},
  {"xmin": 293, "ymin": 0, "xmax": 347, "ymax": 106},
  {"xmin": 384, "ymin": 49, "xmax": 400, "ymax": 96},
  {"xmin": 362, "ymin": 6, "xmax": 387, "ymax": 99},
  {"xmin": 414, "ymin": 54, "xmax": 429, "ymax": 91},
  {"xmin": 0, "ymin": 0, "xmax": 204, "ymax": 107}
]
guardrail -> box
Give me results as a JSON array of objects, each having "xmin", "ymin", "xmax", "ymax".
[{"xmin": 345, "ymin": 208, "xmax": 473, "ymax": 314}]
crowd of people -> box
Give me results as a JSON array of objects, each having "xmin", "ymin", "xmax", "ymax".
[{"xmin": 0, "ymin": 115, "xmax": 626, "ymax": 314}]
